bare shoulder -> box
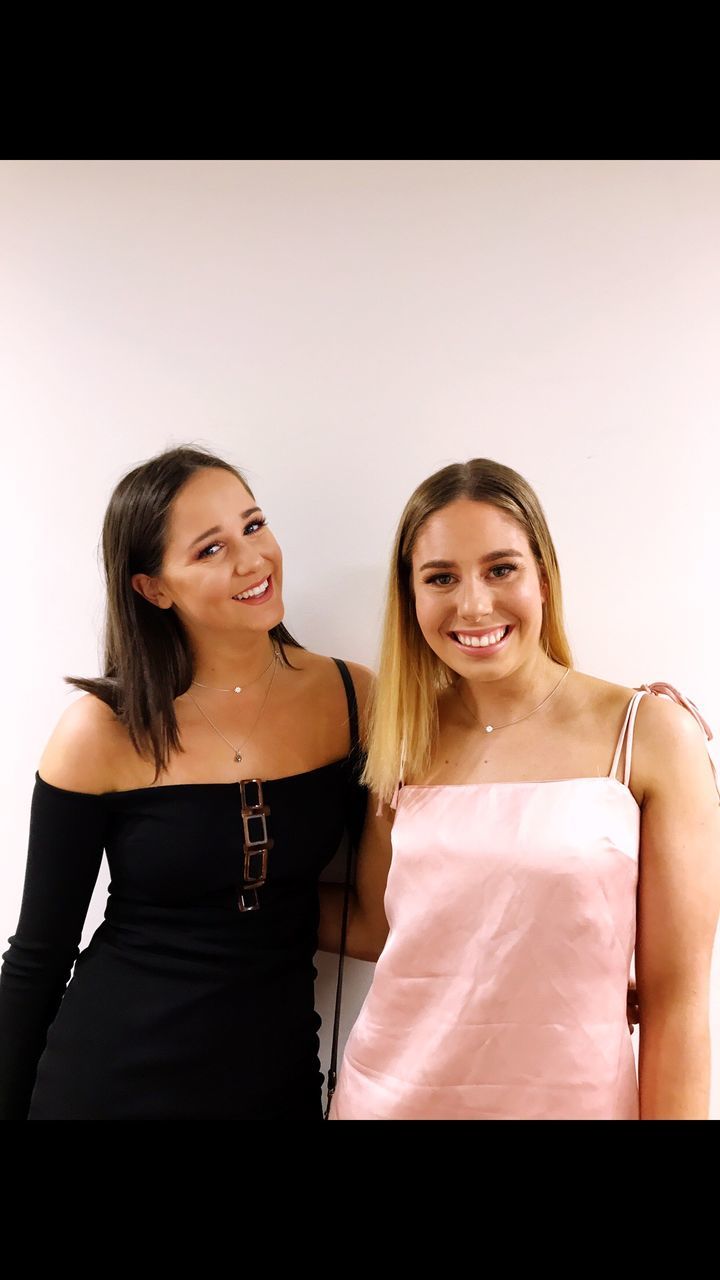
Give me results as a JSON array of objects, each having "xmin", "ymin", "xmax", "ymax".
[
  {"xmin": 292, "ymin": 649, "xmax": 376, "ymax": 738},
  {"xmin": 342, "ymin": 660, "xmax": 376, "ymax": 741},
  {"xmin": 340, "ymin": 659, "xmax": 375, "ymax": 702},
  {"xmin": 38, "ymin": 694, "xmax": 126, "ymax": 795},
  {"xmin": 565, "ymin": 671, "xmax": 637, "ymax": 721},
  {"xmin": 287, "ymin": 647, "xmax": 373, "ymax": 681},
  {"xmin": 632, "ymin": 686, "xmax": 714, "ymax": 801},
  {"xmin": 567, "ymin": 671, "xmax": 715, "ymax": 802}
]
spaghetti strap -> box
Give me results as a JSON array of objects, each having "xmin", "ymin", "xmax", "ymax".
[
  {"xmin": 610, "ymin": 682, "xmax": 718, "ymax": 790},
  {"xmin": 376, "ymin": 739, "xmax": 407, "ymax": 816},
  {"xmin": 609, "ymin": 691, "xmax": 646, "ymax": 786},
  {"xmin": 331, "ymin": 658, "xmax": 360, "ymax": 759},
  {"xmin": 621, "ymin": 693, "xmax": 645, "ymax": 787},
  {"xmin": 377, "ymin": 775, "xmax": 402, "ymax": 816}
]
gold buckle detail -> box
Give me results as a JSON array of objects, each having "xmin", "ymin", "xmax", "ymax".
[{"xmin": 238, "ymin": 779, "xmax": 273, "ymax": 911}]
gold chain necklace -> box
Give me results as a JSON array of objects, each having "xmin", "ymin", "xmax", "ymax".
[
  {"xmin": 186, "ymin": 659, "xmax": 278, "ymax": 763},
  {"xmin": 192, "ymin": 643, "xmax": 278, "ymax": 695},
  {"xmin": 456, "ymin": 667, "xmax": 570, "ymax": 734}
]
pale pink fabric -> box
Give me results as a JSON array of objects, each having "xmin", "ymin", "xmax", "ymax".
[{"xmin": 330, "ymin": 685, "xmax": 713, "ymax": 1121}]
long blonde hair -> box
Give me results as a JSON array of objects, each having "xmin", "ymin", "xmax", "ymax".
[{"xmin": 364, "ymin": 459, "xmax": 573, "ymax": 805}]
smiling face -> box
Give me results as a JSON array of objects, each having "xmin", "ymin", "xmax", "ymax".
[
  {"xmin": 132, "ymin": 467, "xmax": 284, "ymax": 639},
  {"xmin": 411, "ymin": 498, "xmax": 547, "ymax": 680}
]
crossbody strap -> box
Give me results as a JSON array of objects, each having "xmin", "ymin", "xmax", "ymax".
[{"xmin": 325, "ymin": 658, "xmax": 364, "ymax": 1117}]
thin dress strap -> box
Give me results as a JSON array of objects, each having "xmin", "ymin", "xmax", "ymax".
[
  {"xmin": 331, "ymin": 658, "xmax": 360, "ymax": 759},
  {"xmin": 389, "ymin": 739, "xmax": 408, "ymax": 811},
  {"xmin": 609, "ymin": 690, "xmax": 647, "ymax": 786},
  {"xmin": 326, "ymin": 659, "xmax": 365, "ymax": 1118},
  {"xmin": 375, "ymin": 741, "xmax": 407, "ymax": 816}
]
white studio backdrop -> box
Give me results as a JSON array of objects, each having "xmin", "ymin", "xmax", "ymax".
[{"xmin": 1, "ymin": 159, "xmax": 718, "ymax": 1116}]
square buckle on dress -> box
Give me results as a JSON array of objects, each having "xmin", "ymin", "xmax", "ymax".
[{"xmin": 238, "ymin": 779, "xmax": 273, "ymax": 913}]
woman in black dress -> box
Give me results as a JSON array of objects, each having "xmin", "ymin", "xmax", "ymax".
[{"xmin": 0, "ymin": 446, "xmax": 370, "ymax": 1121}]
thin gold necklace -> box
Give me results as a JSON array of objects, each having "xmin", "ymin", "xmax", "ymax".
[
  {"xmin": 456, "ymin": 667, "xmax": 570, "ymax": 734},
  {"xmin": 186, "ymin": 660, "xmax": 278, "ymax": 763},
  {"xmin": 192, "ymin": 643, "xmax": 278, "ymax": 695}
]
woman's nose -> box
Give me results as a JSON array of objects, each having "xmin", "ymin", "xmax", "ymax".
[
  {"xmin": 233, "ymin": 542, "xmax": 265, "ymax": 578},
  {"xmin": 457, "ymin": 581, "xmax": 493, "ymax": 622}
]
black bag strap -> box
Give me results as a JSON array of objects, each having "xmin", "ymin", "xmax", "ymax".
[{"xmin": 325, "ymin": 658, "xmax": 365, "ymax": 1118}]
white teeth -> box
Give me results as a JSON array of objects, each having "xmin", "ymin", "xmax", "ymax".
[
  {"xmin": 455, "ymin": 627, "xmax": 508, "ymax": 648},
  {"xmin": 235, "ymin": 578, "xmax": 269, "ymax": 601}
]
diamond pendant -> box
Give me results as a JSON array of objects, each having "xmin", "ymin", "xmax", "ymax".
[
  {"xmin": 235, "ymin": 751, "xmax": 243, "ymax": 763},
  {"xmin": 234, "ymin": 686, "xmax": 242, "ymax": 694},
  {"xmin": 485, "ymin": 725, "xmax": 493, "ymax": 733}
]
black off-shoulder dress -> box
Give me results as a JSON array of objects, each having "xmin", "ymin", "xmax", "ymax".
[{"xmin": 0, "ymin": 658, "xmax": 366, "ymax": 1121}]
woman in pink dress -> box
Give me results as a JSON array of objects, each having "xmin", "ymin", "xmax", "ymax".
[{"xmin": 323, "ymin": 458, "xmax": 720, "ymax": 1120}]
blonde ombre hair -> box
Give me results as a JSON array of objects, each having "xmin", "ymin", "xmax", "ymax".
[{"xmin": 364, "ymin": 459, "xmax": 573, "ymax": 805}]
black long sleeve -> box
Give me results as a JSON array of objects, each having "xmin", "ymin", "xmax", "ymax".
[{"xmin": 0, "ymin": 776, "xmax": 106, "ymax": 1120}]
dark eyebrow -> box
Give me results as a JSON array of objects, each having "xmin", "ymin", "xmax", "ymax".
[
  {"xmin": 189, "ymin": 508, "xmax": 262, "ymax": 550},
  {"xmin": 418, "ymin": 549, "xmax": 525, "ymax": 572}
]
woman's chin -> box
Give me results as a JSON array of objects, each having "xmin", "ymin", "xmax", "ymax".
[{"xmin": 264, "ymin": 601, "xmax": 285, "ymax": 632}]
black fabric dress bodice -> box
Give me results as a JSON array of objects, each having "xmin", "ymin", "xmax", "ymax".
[{"xmin": 0, "ymin": 658, "xmax": 366, "ymax": 1121}]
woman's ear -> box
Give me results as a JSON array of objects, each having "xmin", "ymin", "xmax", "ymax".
[{"xmin": 131, "ymin": 574, "xmax": 174, "ymax": 610}]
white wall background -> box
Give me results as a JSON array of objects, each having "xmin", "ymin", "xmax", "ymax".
[{"xmin": 1, "ymin": 158, "xmax": 718, "ymax": 1118}]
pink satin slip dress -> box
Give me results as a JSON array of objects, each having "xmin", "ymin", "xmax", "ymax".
[{"xmin": 329, "ymin": 684, "xmax": 714, "ymax": 1120}]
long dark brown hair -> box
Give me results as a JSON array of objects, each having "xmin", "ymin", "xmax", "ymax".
[{"xmin": 68, "ymin": 445, "xmax": 302, "ymax": 778}]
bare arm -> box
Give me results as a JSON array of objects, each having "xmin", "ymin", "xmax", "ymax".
[
  {"xmin": 633, "ymin": 695, "xmax": 720, "ymax": 1119},
  {"xmin": 318, "ymin": 662, "xmax": 393, "ymax": 962},
  {"xmin": 319, "ymin": 798, "xmax": 393, "ymax": 961}
]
